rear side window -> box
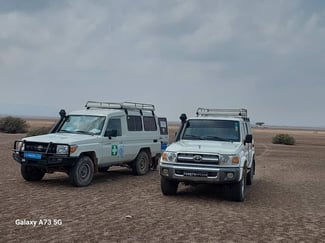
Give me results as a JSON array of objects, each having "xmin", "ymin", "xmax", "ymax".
[
  {"xmin": 127, "ymin": 116, "xmax": 142, "ymax": 131},
  {"xmin": 143, "ymin": 116, "xmax": 157, "ymax": 131}
]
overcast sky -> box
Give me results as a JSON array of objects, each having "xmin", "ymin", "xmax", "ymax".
[{"xmin": 0, "ymin": 0, "xmax": 324, "ymax": 127}]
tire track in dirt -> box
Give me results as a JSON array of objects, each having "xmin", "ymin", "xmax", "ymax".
[{"xmin": 255, "ymin": 143, "xmax": 271, "ymax": 158}]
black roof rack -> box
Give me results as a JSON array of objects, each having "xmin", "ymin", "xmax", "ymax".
[{"xmin": 196, "ymin": 108, "xmax": 248, "ymax": 119}]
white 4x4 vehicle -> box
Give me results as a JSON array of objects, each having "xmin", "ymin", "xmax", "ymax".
[
  {"xmin": 13, "ymin": 101, "xmax": 168, "ymax": 187},
  {"xmin": 160, "ymin": 108, "xmax": 255, "ymax": 202}
]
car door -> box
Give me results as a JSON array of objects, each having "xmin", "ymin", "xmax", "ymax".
[
  {"xmin": 245, "ymin": 122, "xmax": 254, "ymax": 166},
  {"xmin": 101, "ymin": 116, "xmax": 126, "ymax": 165},
  {"xmin": 243, "ymin": 122, "xmax": 253, "ymax": 167}
]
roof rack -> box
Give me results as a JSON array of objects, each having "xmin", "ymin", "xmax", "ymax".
[
  {"xmin": 85, "ymin": 101, "xmax": 155, "ymax": 112},
  {"xmin": 196, "ymin": 108, "xmax": 248, "ymax": 119}
]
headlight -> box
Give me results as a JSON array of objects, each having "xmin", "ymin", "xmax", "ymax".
[
  {"xmin": 56, "ymin": 145, "xmax": 69, "ymax": 155},
  {"xmin": 161, "ymin": 152, "xmax": 177, "ymax": 162},
  {"xmin": 219, "ymin": 155, "xmax": 240, "ymax": 165},
  {"xmin": 16, "ymin": 141, "xmax": 25, "ymax": 151}
]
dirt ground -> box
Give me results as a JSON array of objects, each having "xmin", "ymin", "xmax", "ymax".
[{"xmin": 0, "ymin": 126, "xmax": 324, "ymax": 242}]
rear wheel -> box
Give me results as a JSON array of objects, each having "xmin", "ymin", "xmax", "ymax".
[
  {"xmin": 69, "ymin": 156, "xmax": 94, "ymax": 187},
  {"xmin": 132, "ymin": 151, "xmax": 150, "ymax": 175},
  {"xmin": 21, "ymin": 165, "xmax": 45, "ymax": 181},
  {"xmin": 161, "ymin": 177, "xmax": 179, "ymax": 195}
]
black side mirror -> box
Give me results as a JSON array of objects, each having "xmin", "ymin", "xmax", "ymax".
[
  {"xmin": 245, "ymin": 134, "xmax": 253, "ymax": 144},
  {"xmin": 105, "ymin": 129, "xmax": 118, "ymax": 139}
]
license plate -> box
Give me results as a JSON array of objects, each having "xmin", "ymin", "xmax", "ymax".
[
  {"xmin": 183, "ymin": 171, "xmax": 208, "ymax": 177},
  {"xmin": 24, "ymin": 152, "xmax": 42, "ymax": 160}
]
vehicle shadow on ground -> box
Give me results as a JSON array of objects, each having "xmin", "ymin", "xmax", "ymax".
[
  {"xmin": 175, "ymin": 179, "xmax": 269, "ymax": 203},
  {"xmin": 36, "ymin": 168, "xmax": 145, "ymax": 188},
  {"xmin": 176, "ymin": 184, "xmax": 232, "ymax": 202}
]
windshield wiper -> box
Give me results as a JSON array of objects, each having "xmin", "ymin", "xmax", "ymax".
[
  {"xmin": 202, "ymin": 135, "xmax": 228, "ymax": 141},
  {"xmin": 58, "ymin": 129, "xmax": 73, "ymax": 133},
  {"xmin": 182, "ymin": 134, "xmax": 202, "ymax": 140},
  {"xmin": 74, "ymin": 130, "xmax": 90, "ymax": 135}
]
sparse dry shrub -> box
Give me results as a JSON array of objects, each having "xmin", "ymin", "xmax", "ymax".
[
  {"xmin": 27, "ymin": 126, "xmax": 51, "ymax": 136},
  {"xmin": 0, "ymin": 116, "xmax": 28, "ymax": 133},
  {"xmin": 272, "ymin": 134, "xmax": 295, "ymax": 145}
]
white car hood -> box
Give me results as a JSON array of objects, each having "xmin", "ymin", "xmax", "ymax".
[
  {"xmin": 167, "ymin": 140, "xmax": 241, "ymax": 154},
  {"xmin": 23, "ymin": 133, "xmax": 97, "ymax": 145}
]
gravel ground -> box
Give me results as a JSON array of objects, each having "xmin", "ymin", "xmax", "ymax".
[{"xmin": 0, "ymin": 129, "xmax": 324, "ymax": 242}]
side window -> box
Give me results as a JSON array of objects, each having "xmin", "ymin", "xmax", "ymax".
[
  {"xmin": 106, "ymin": 118, "xmax": 122, "ymax": 136},
  {"xmin": 245, "ymin": 122, "xmax": 251, "ymax": 135},
  {"xmin": 244, "ymin": 122, "xmax": 248, "ymax": 138},
  {"xmin": 127, "ymin": 116, "xmax": 142, "ymax": 131},
  {"xmin": 242, "ymin": 122, "xmax": 248, "ymax": 139},
  {"xmin": 143, "ymin": 116, "xmax": 157, "ymax": 131}
]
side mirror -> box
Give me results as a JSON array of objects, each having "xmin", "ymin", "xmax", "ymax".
[
  {"xmin": 105, "ymin": 129, "xmax": 118, "ymax": 139},
  {"xmin": 245, "ymin": 134, "xmax": 253, "ymax": 144}
]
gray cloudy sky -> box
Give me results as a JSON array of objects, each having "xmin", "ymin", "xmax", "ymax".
[{"xmin": 1, "ymin": 0, "xmax": 325, "ymax": 127}]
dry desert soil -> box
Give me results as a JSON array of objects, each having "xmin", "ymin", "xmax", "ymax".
[{"xmin": 0, "ymin": 121, "xmax": 324, "ymax": 242}]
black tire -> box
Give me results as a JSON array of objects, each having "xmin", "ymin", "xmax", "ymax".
[
  {"xmin": 69, "ymin": 156, "xmax": 94, "ymax": 187},
  {"xmin": 21, "ymin": 165, "xmax": 45, "ymax": 181},
  {"xmin": 98, "ymin": 166, "xmax": 110, "ymax": 173},
  {"xmin": 246, "ymin": 159, "xmax": 255, "ymax": 185},
  {"xmin": 150, "ymin": 157, "xmax": 159, "ymax": 171},
  {"xmin": 161, "ymin": 177, "xmax": 179, "ymax": 195},
  {"xmin": 231, "ymin": 169, "xmax": 247, "ymax": 202},
  {"xmin": 132, "ymin": 151, "xmax": 150, "ymax": 175}
]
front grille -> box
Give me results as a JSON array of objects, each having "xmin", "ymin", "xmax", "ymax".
[
  {"xmin": 177, "ymin": 153, "xmax": 219, "ymax": 164},
  {"xmin": 24, "ymin": 142, "xmax": 56, "ymax": 154}
]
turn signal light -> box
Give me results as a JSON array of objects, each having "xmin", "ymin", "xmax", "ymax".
[
  {"xmin": 232, "ymin": 156, "xmax": 239, "ymax": 164},
  {"xmin": 70, "ymin": 146, "xmax": 78, "ymax": 154}
]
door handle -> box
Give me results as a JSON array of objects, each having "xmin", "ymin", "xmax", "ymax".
[{"xmin": 153, "ymin": 139, "xmax": 158, "ymax": 143}]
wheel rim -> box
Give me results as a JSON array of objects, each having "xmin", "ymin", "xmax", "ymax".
[
  {"xmin": 139, "ymin": 157, "xmax": 147, "ymax": 171},
  {"xmin": 241, "ymin": 173, "xmax": 246, "ymax": 199},
  {"xmin": 241, "ymin": 178, "xmax": 245, "ymax": 196},
  {"xmin": 79, "ymin": 163, "xmax": 90, "ymax": 180},
  {"xmin": 138, "ymin": 154, "xmax": 149, "ymax": 173}
]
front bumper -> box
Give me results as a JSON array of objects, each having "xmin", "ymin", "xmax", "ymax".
[
  {"xmin": 12, "ymin": 140, "xmax": 78, "ymax": 169},
  {"xmin": 160, "ymin": 162, "xmax": 243, "ymax": 184},
  {"xmin": 12, "ymin": 151, "xmax": 78, "ymax": 169}
]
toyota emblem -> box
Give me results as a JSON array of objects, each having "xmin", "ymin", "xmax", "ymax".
[{"xmin": 193, "ymin": 155, "xmax": 202, "ymax": 162}]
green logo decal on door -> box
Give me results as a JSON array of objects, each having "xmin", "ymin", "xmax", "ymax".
[{"xmin": 111, "ymin": 145, "xmax": 118, "ymax": 156}]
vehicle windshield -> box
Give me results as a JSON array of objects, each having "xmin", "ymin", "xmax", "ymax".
[
  {"xmin": 59, "ymin": 115, "xmax": 106, "ymax": 135},
  {"xmin": 182, "ymin": 119, "xmax": 240, "ymax": 142}
]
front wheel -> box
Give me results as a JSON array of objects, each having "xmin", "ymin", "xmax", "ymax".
[
  {"xmin": 69, "ymin": 156, "xmax": 94, "ymax": 187},
  {"xmin": 161, "ymin": 177, "xmax": 179, "ymax": 195},
  {"xmin": 246, "ymin": 159, "xmax": 255, "ymax": 185},
  {"xmin": 21, "ymin": 165, "xmax": 45, "ymax": 181},
  {"xmin": 230, "ymin": 169, "xmax": 247, "ymax": 202},
  {"xmin": 132, "ymin": 151, "xmax": 150, "ymax": 175}
]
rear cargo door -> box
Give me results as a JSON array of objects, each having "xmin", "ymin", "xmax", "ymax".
[{"xmin": 158, "ymin": 117, "xmax": 168, "ymax": 151}]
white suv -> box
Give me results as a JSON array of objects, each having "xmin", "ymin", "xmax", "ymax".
[
  {"xmin": 159, "ymin": 108, "xmax": 255, "ymax": 201},
  {"xmin": 13, "ymin": 101, "xmax": 168, "ymax": 186}
]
